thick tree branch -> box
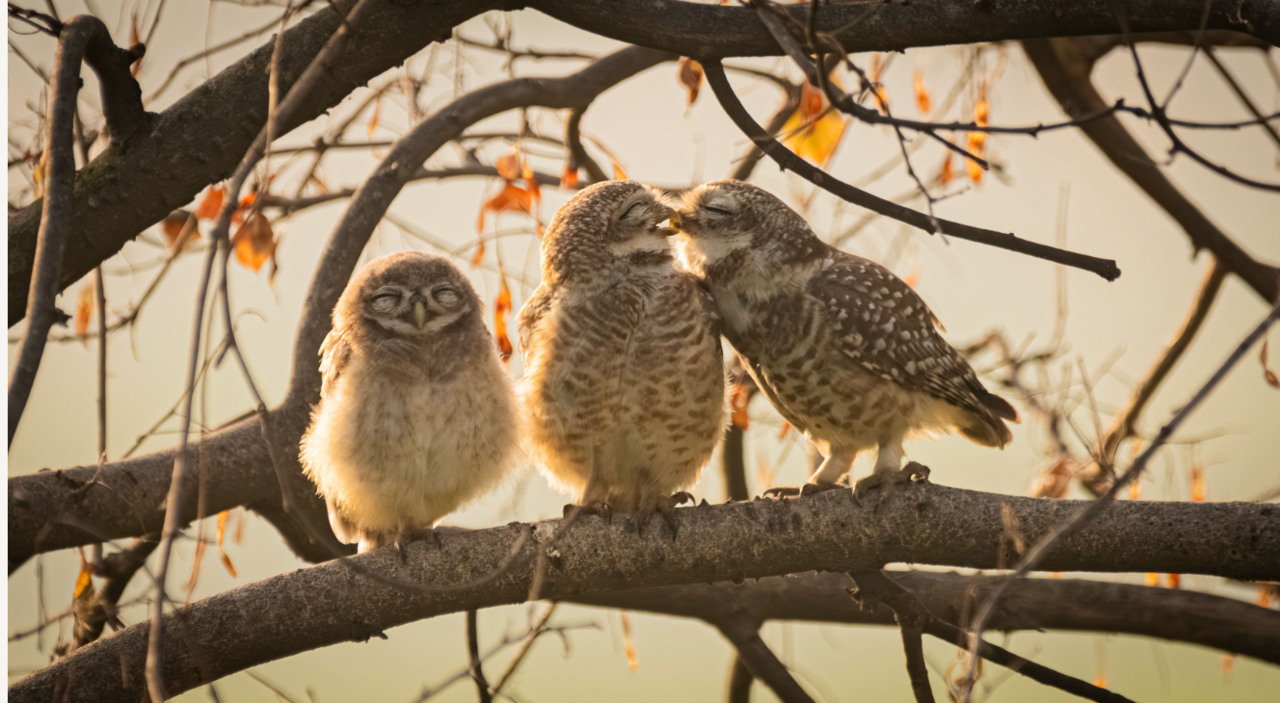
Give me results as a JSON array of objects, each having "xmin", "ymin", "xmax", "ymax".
[
  {"xmin": 10, "ymin": 0, "xmax": 1267, "ymax": 324},
  {"xmin": 713, "ymin": 617, "xmax": 814, "ymax": 703},
  {"xmin": 702, "ymin": 62, "xmax": 1123, "ymax": 281},
  {"xmin": 1022, "ymin": 37, "xmax": 1280, "ymax": 302},
  {"xmin": 12, "ymin": 484, "xmax": 1280, "ymax": 701}
]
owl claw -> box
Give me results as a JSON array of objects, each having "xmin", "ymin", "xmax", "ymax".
[
  {"xmin": 764, "ymin": 482, "xmax": 843, "ymax": 499},
  {"xmin": 563, "ymin": 502, "xmax": 613, "ymax": 524},
  {"xmin": 395, "ymin": 527, "xmax": 442, "ymax": 559},
  {"xmin": 853, "ymin": 463, "xmax": 930, "ymax": 509},
  {"xmin": 670, "ymin": 491, "xmax": 695, "ymax": 507}
]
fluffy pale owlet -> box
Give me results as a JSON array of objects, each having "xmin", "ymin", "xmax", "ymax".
[
  {"xmin": 300, "ymin": 252, "xmax": 518, "ymax": 553},
  {"xmin": 670, "ymin": 180, "xmax": 1017, "ymax": 497},
  {"xmin": 519, "ymin": 181, "xmax": 728, "ymax": 525}
]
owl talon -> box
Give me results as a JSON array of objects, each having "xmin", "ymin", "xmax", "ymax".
[
  {"xmin": 658, "ymin": 507, "xmax": 680, "ymax": 542},
  {"xmin": 394, "ymin": 527, "xmax": 441, "ymax": 558},
  {"xmin": 853, "ymin": 465, "xmax": 924, "ymax": 509},
  {"xmin": 669, "ymin": 491, "xmax": 695, "ymax": 507},
  {"xmin": 763, "ymin": 486, "xmax": 801, "ymax": 499},
  {"xmin": 563, "ymin": 502, "xmax": 613, "ymax": 524}
]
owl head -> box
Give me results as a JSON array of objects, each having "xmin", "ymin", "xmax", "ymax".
[
  {"xmin": 668, "ymin": 180, "xmax": 822, "ymax": 279},
  {"xmin": 335, "ymin": 252, "xmax": 482, "ymax": 342},
  {"xmin": 540, "ymin": 180, "xmax": 677, "ymax": 285}
]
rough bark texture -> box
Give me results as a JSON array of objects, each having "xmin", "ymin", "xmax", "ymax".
[{"xmin": 12, "ymin": 484, "xmax": 1280, "ymax": 702}]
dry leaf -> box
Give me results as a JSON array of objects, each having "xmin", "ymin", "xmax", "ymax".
[
  {"xmin": 74, "ymin": 274, "xmax": 95, "ymax": 345},
  {"xmin": 1190, "ymin": 464, "xmax": 1206, "ymax": 503},
  {"xmin": 620, "ymin": 612, "xmax": 639, "ymax": 673},
  {"xmin": 967, "ymin": 94, "xmax": 990, "ymax": 184},
  {"xmin": 1258, "ymin": 584, "xmax": 1275, "ymax": 608},
  {"xmin": 730, "ymin": 381, "xmax": 750, "ymax": 429},
  {"xmin": 160, "ymin": 211, "xmax": 191, "ymax": 248},
  {"xmin": 233, "ymin": 508, "xmax": 246, "ymax": 544},
  {"xmin": 195, "ymin": 186, "xmax": 225, "ymax": 220},
  {"xmin": 938, "ymin": 150, "xmax": 954, "ymax": 186},
  {"xmin": 216, "ymin": 510, "xmax": 237, "ymax": 578},
  {"xmin": 1262, "ymin": 340, "xmax": 1279, "ymax": 388},
  {"xmin": 233, "ymin": 213, "xmax": 275, "ymax": 272},
  {"xmin": 471, "ymin": 238, "xmax": 486, "ymax": 266},
  {"xmin": 1167, "ymin": 573, "xmax": 1181, "ymax": 589},
  {"xmin": 778, "ymin": 421, "xmax": 791, "ymax": 440},
  {"xmin": 1144, "ymin": 573, "xmax": 1160, "ymax": 586},
  {"xmin": 129, "ymin": 12, "xmax": 142, "ymax": 77},
  {"xmin": 523, "ymin": 162, "xmax": 542, "ymax": 202},
  {"xmin": 903, "ymin": 265, "xmax": 922, "ymax": 289},
  {"xmin": 232, "ymin": 192, "xmax": 257, "ymax": 227},
  {"xmin": 783, "ymin": 102, "xmax": 847, "ymax": 166},
  {"xmin": 913, "ymin": 70, "xmax": 932, "ymax": 115},
  {"xmin": 561, "ymin": 163, "xmax": 580, "ymax": 189},
  {"xmin": 610, "ymin": 154, "xmax": 628, "ymax": 181},
  {"xmin": 494, "ymin": 268, "xmax": 514, "ymax": 362},
  {"xmin": 477, "ymin": 183, "xmax": 534, "ymax": 231},
  {"xmin": 495, "ymin": 148, "xmax": 523, "ymax": 181},
  {"xmin": 1222, "ymin": 654, "xmax": 1236, "ymax": 681},
  {"xmin": 1128, "ymin": 478, "xmax": 1142, "ymax": 500},
  {"xmin": 677, "ymin": 57, "xmax": 704, "ymax": 106},
  {"xmin": 1030, "ymin": 458, "xmax": 1072, "ymax": 499}
]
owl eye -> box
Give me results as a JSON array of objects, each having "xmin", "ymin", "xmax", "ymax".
[
  {"xmin": 432, "ymin": 287, "xmax": 460, "ymax": 306},
  {"xmin": 704, "ymin": 205, "xmax": 733, "ymax": 216},
  {"xmin": 370, "ymin": 291, "xmax": 401, "ymax": 313},
  {"xmin": 619, "ymin": 202, "xmax": 643, "ymax": 220}
]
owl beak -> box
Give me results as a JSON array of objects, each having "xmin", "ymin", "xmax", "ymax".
[{"xmin": 413, "ymin": 300, "xmax": 428, "ymax": 330}]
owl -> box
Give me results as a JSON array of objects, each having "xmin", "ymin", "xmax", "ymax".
[
  {"xmin": 669, "ymin": 180, "xmax": 1018, "ymax": 497},
  {"xmin": 300, "ymin": 252, "xmax": 518, "ymax": 553},
  {"xmin": 519, "ymin": 181, "xmax": 728, "ymax": 526}
]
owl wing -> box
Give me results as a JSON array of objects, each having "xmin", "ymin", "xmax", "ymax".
[
  {"xmin": 517, "ymin": 283, "xmax": 554, "ymax": 358},
  {"xmin": 808, "ymin": 251, "xmax": 1016, "ymax": 444},
  {"xmin": 317, "ymin": 326, "xmax": 353, "ymax": 400}
]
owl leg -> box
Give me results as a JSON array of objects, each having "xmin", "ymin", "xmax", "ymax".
[
  {"xmin": 393, "ymin": 526, "xmax": 443, "ymax": 560},
  {"xmin": 357, "ymin": 530, "xmax": 395, "ymax": 555},
  {"xmin": 763, "ymin": 448, "xmax": 856, "ymax": 498},
  {"xmin": 854, "ymin": 437, "xmax": 930, "ymax": 507},
  {"xmin": 562, "ymin": 446, "xmax": 613, "ymax": 523}
]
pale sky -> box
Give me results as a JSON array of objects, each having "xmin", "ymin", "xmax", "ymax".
[{"xmin": 7, "ymin": 3, "xmax": 1280, "ymax": 701}]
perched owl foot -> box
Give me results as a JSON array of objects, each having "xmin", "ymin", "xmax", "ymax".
[
  {"xmin": 853, "ymin": 462, "xmax": 931, "ymax": 509},
  {"xmin": 394, "ymin": 527, "xmax": 442, "ymax": 562},
  {"xmin": 763, "ymin": 482, "xmax": 844, "ymax": 499},
  {"xmin": 563, "ymin": 501, "xmax": 613, "ymax": 524},
  {"xmin": 640, "ymin": 492, "xmax": 695, "ymax": 542}
]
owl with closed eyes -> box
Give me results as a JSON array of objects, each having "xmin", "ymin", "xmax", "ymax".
[
  {"xmin": 519, "ymin": 181, "xmax": 728, "ymax": 527},
  {"xmin": 670, "ymin": 180, "xmax": 1017, "ymax": 497},
  {"xmin": 300, "ymin": 252, "xmax": 518, "ymax": 553}
]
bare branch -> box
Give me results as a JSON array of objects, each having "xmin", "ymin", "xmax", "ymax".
[{"xmin": 714, "ymin": 617, "xmax": 814, "ymax": 703}]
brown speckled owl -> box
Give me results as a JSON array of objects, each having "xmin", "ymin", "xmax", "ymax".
[
  {"xmin": 670, "ymin": 180, "xmax": 1017, "ymax": 497},
  {"xmin": 300, "ymin": 252, "xmax": 518, "ymax": 553},
  {"xmin": 519, "ymin": 180, "xmax": 728, "ymax": 524}
]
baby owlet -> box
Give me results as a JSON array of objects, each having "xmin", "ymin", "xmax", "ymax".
[
  {"xmin": 519, "ymin": 181, "xmax": 727, "ymax": 526},
  {"xmin": 670, "ymin": 180, "xmax": 1017, "ymax": 497},
  {"xmin": 300, "ymin": 252, "xmax": 517, "ymax": 553}
]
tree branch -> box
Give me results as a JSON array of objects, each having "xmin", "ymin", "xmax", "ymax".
[
  {"xmin": 12, "ymin": 483, "xmax": 1280, "ymax": 701},
  {"xmin": 713, "ymin": 617, "xmax": 813, "ymax": 703},
  {"xmin": 702, "ymin": 61, "xmax": 1123, "ymax": 281}
]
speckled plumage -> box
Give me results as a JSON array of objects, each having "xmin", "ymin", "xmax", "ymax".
[
  {"xmin": 670, "ymin": 180, "xmax": 1017, "ymax": 487},
  {"xmin": 519, "ymin": 181, "xmax": 728, "ymax": 512},
  {"xmin": 300, "ymin": 252, "xmax": 518, "ymax": 553}
]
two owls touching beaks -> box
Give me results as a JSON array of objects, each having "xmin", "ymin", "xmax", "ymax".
[{"xmin": 301, "ymin": 179, "xmax": 1017, "ymax": 553}]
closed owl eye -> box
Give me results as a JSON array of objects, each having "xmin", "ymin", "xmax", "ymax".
[
  {"xmin": 370, "ymin": 291, "xmax": 401, "ymax": 312},
  {"xmin": 704, "ymin": 205, "xmax": 733, "ymax": 216},
  {"xmin": 620, "ymin": 202, "xmax": 643, "ymax": 220},
  {"xmin": 432, "ymin": 287, "xmax": 460, "ymax": 306}
]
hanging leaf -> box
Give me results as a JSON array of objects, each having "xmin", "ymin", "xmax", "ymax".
[
  {"xmin": 1144, "ymin": 573, "xmax": 1160, "ymax": 586},
  {"xmin": 1222, "ymin": 654, "xmax": 1236, "ymax": 681},
  {"xmin": 161, "ymin": 211, "xmax": 196, "ymax": 250},
  {"xmin": 195, "ymin": 186, "xmax": 225, "ymax": 221},
  {"xmin": 1189, "ymin": 464, "xmax": 1206, "ymax": 503},
  {"xmin": 1128, "ymin": 479, "xmax": 1141, "ymax": 500},
  {"xmin": 495, "ymin": 147, "xmax": 523, "ymax": 181},
  {"xmin": 70, "ymin": 552, "xmax": 97, "ymax": 646},
  {"xmin": 1262, "ymin": 340, "xmax": 1279, "ymax": 388},
  {"xmin": 730, "ymin": 380, "xmax": 750, "ymax": 429},
  {"xmin": 1167, "ymin": 573, "xmax": 1181, "ymax": 589},
  {"xmin": 561, "ymin": 163, "xmax": 580, "ymax": 190},
  {"xmin": 903, "ymin": 265, "xmax": 922, "ymax": 289},
  {"xmin": 938, "ymin": 149, "xmax": 954, "ymax": 186},
  {"xmin": 470, "ymin": 238, "xmax": 486, "ymax": 266},
  {"xmin": 1258, "ymin": 584, "xmax": 1276, "ymax": 608},
  {"xmin": 366, "ymin": 97, "xmax": 382, "ymax": 140},
  {"xmin": 967, "ymin": 93, "xmax": 990, "ymax": 184},
  {"xmin": 777, "ymin": 421, "xmax": 791, "ymax": 440},
  {"xmin": 216, "ymin": 510, "xmax": 237, "ymax": 578},
  {"xmin": 610, "ymin": 154, "xmax": 628, "ymax": 181},
  {"xmin": 677, "ymin": 57, "xmax": 704, "ymax": 106},
  {"xmin": 523, "ymin": 163, "xmax": 542, "ymax": 202},
  {"xmin": 619, "ymin": 612, "xmax": 640, "ymax": 673},
  {"xmin": 74, "ymin": 273, "xmax": 96, "ymax": 346},
  {"xmin": 913, "ymin": 70, "xmax": 932, "ymax": 115},
  {"xmin": 494, "ymin": 266, "xmax": 513, "ymax": 363},
  {"xmin": 477, "ymin": 183, "xmax": 534, "ymax": 231},
  {"xmin": 233, "ymin": 213, "xmax": 275, "ymax": 272},
  {"xmin": 783, "ymin": 83, "xmax": 848, "ymax": 167},
  {"xmin": 1030, "ymin": 458, "xmax": 1072, "ymax": 499},
  {"xmin": 232, "ymin": 192, "xmax": 257, "ymax": 227},
  {"xmin": 233, "ymin": 507, "xmax": 246, "ymax": 544}
]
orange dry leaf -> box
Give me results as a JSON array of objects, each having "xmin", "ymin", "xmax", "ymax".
[
  {"xmin": 476, "ymin": 182, "xmax": 534, "ymax": 231},
  {"xmin": 967, "ymin": 95, "xmax": 990, "ymax": 184},
  {"xmin": 903, "ymin": 265, "xmax": 922, "ymax": 289},
  {"xmin": 216, "ymin": 509, "xmax": 237, "ymax": 578},
  {"xmin": 161, "ymin": 211, "xmax": 192, "ymax": 248},
  {"xmin": 494, "ymin": 266, "xmax": 513, "ymax": 363},
  {"xmin": 1167, "ymin": 573, "xmax": 1181, "ymax": 589},
  {"xmin": 730, "ymin": 381, "xmax": 750, "ymax": 429},
  {"xmin": 495, "ymin": 147, "xmax": 523, "ymax": 181},
  {"xmin": 1093, "ymin": 674, "xmax": 1108, "ymax": 690},
  {"xmin": 938, "ymin": 150, "xmax": 954, "ymax": 186},
  {"xmin": 610, "ymin": 154, "xmax": 628, "ymax": 181},
  {"xmin": 1049, "ymin": 572, "xmax": 1062, "ymax": 579},
  {"xmin": 232, "ymin": 192, "xmax": 257, "ymax": 227},
  {"xmin": 74, "ymin": 274, "xmax": 95, "ymax": 345},
  {"xmin": 232, "ymin": 213, "xmax": 275, "ymax": 272},
  {"xmin": 367, "ymin": 98, "xmax": 382, "ymax": 140},
  {"xmin": 1031, "ymin": 457, "xmax": 1072, "ymax": 499},
  {"xmin": 620, "ymin": 612, "xmax": 639, "ymax": 673},
  {"xmin": 913, "ymin": 70, "xmax": 932, "ymax": 115},
  {"xmin": 1144, "ymin": 573, "xmax": 1160, "ymax": 586},
  {"xmin": 783, "ymin": 84, "xmax": 848, "ymax": 167},
  {"xmin": 195, "ymin": 186, "xmax": 225, "ymax": 220},
  {"xmin": 471, "ymin": 238, "xmax": 486, "ymax": 266},
  {"xmin": 1258, "ymin": 584, "xmax": 1275, "ymax": 608},
  {"xmin": 677, "ymin": 56, "xmax": 704, "ymax": 106},
  {"xmin": 1222, "ymin": 654, "xmax": 1236, "ymax": 681},
  {"xmin": 523, "ymin": 163, "xmax": 542, "ymax": 202},
  {"xmin": 1190, "ymin": 465, "xmax": 1206, "ymax": 502},
  {"xmin": 561, "ymin": 163, "xmax": 580, "ymax": 189},
  {"xmin": 73, "ymin": 553, "xmax": 94, "ymax": 600},
  {"xmin": 778, "ymin": 421, "xmax": 791, "ymax": 440},
  {"xmin": 1128, "ymin": 479, "xmax": 1142, "ymax": 500},
  {"xmin": 1262, "ymin": 340, "xmax": 1279, "ymax": 388}
]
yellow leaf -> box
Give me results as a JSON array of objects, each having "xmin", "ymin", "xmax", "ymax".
[
  {"xmin": 73, "ymin": 556, "xmax": 94, "ymax": 600},
  {"xmin": 620, "ymin": 612, "xmax": 639, "ymax": 673},
  {"xmin": 471, "ymin": 238, "xmax": 486, "ymax": 266},
  {"xmin": 232, "ymin": 213, "xmax": 275, "ymax": 272},
  {"xmin": 1144, "ymin": 573, "xmax": 1160, "ymax": 586},
  {"xmin": 610, "ymin": 155, "xmax": 628, "ymax": 181},
  {"xmin": 494, "ymin": 265, "xmax": 513, "ymax": 363},
  {"xmin": 782, "ymin": 107, "xmax": 847, "ymax": 167},
  {"xmin": 216, "ymin": 509, "xmax": 237, "ymax": 577},
  {"xmin": 1190, "ymin": 465, "xmax": 1206, "ymax": 503},
  {"xmin": 967, "ymin": 94, "xmax": 990, "ymax": 184},
  {"xmin": 195, "ymin": 186, "xmax": 224, "ymax": 221},
  {"xmin": 74, "ymin": 274, "xmax": 95, "ymax": 345},
  {"xmin": 913, "ymin": 70, "xmax": 932, "ymax": 115},
  {"xmin": 677, "ymin": 57, "xmax": 704, "ymax": 106}
]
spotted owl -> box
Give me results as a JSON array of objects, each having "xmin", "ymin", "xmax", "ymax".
[
  {"xmin": 669, "ymin": 180, "xmax": 1017, "ymax": 495},
  {"xmin": 300, "ymin": 252, "xmax": 518, "ymax": 553},
  {"xmin": 518, "ymin": 180, "xmax": 728, "ymax": 520}
]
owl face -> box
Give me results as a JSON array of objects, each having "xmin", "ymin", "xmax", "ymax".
[
  {"xmin": 541, "ymin": 180, "xmax": 677, "ymax": 282},
  {"xmin": 337, "ymin": 252, "xmax": 480, "ymax": 340},
  {"xmin": 670, "ymin": 180, "xmax": 820, "ymax": 278}
]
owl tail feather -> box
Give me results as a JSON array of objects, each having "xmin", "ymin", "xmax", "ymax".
[
  {"xmin": 959, "ymin": 412, "xmax": 1013, "ymax": 449},
  {"xmin": 980, "ymin": 390, "xmax": 1020, "ymax": 423}
]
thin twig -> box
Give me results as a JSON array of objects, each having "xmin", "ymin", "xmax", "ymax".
[
  {"xmin": 488, "ymin": 603, "xmax": 558, "ymax": 698},
  {"xmin": 466, "ymin": 610, "xmax": 493, "ymax": 703}
]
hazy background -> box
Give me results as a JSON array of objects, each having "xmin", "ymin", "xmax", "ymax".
[{"xmin": 8, "ymin": 2, "xmax": 1279, "ymax": 700}]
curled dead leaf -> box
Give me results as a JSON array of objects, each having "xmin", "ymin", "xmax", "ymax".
[
  {"xmin": 677, "ymin": 57, "xmax": 704, "ymax": 106},
  {"xmin": 913, "ymin": 70, "xmax": 932, "ymax": 115},
  {"xmin": 495, "ymin": 266, "xmax": 513, "ymax": 363},
  {"xmin": 495, "ymin": 147, "xmax": 523, "ymax": 181},
  {"xmin": 232, "ymin": 213, "xmax": 275, "ymax": 272},
  {"xmin": 477, "ymin": 183, "xmax": 534, "ymax": 231},
  {"xmin": 74, "ymin": 274, "xmax": 95, "ymax": 346},
  {"xmin": 561, "ymin": 163, "xmax": 580, "ymax": 190},
  {"xmin": 730, "ymin": 380, "xmax": 750, "ymax": 429}
]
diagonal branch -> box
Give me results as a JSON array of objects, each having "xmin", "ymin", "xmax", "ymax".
[
  {"xmin": 702, "ymin": 61, "xmax": 1122, "ymax": 280},
  {"xmin": 713, "ymin": 616, "xmax": 813, "ymax": 703}
]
